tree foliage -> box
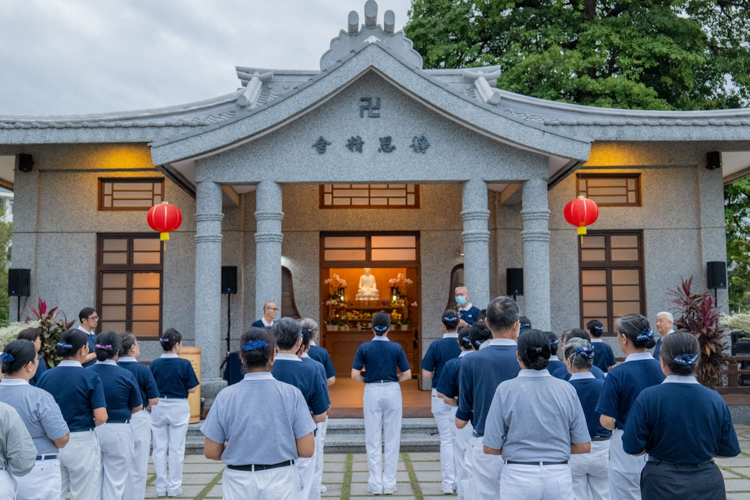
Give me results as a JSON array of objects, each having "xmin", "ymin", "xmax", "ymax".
[
  {"xmin": 725, "ymin": 177, "xmax": 750, "ymax": 312},
  {"xmin": 404, "ymin": 0, "xmax": 750, "ymax": 110},
  {"xmin": 0, "ymin": 208, "xmax": 11, "ymax": 326}
]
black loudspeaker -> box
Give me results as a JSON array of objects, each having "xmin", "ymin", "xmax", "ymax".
[
  {"xmin": 15, "ymin": 154, "xmax": 33, "ymax": 173},
  {"xmin": 707, "ymin": 261, "xmax": 727, "ymax": 289},
  {"xmin": 706, "ymin": 151, "xmax": 722, "ymax": 170},
  {"xmin": 221, "ymin": 266, "xmax": 238, "ymax": 294},
  {"xmin": 8, "ymin": 269, "xmax": 31, "ymax": 297},
  {"xmin": 507, "ymin": 268, "xmax": 524, "ymax": 296}
]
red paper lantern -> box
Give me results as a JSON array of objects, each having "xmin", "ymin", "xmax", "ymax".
[
  {"xmin": 564, "ymin": 196, "xmax": 599, "ymax": 236},
  {"xmin": 147, "ymin": 202, "xmax": 183, "ymax": 241}
]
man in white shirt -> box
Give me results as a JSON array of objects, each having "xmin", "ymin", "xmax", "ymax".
[
  {"xmin": 653, "ymin": 311, "xmax": 675, "ymax": 360},
  {"xmin": 77, "ymin": 307, "xmax": 99, "ymax": 367},
  {"xmin": 251, "ymin": 302, "xmax": 278, "ymax": 328}
]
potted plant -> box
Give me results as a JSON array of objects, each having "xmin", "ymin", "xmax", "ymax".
[
  {"xmin": 400, "ymin": 318, "xmax": 410, "ymax": 331},
  {"xmin": 325, "ymin": 317, "xmax": 338, "ymax": 332}
]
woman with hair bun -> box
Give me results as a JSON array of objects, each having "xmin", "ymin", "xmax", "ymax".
[
  {"xmin": 15, "ymin": 328, "xmax": 47, "ymax": 386},
  {"xmin": 35, "ymin": 328, "xmax": 108, "ymax": 499},
  {"xmin": 564, "ymin": 337, "xmax": 611, "ymax": 500},
  {"xmin": 623, "ymin": 332, "xmax": 739, "ymax": 499},
  {"xmin": 149, "ymin": 328, "xmax": 199, "ymax": 497},
  {"xmin": 202, "ymin": 327, "xmax": 316, "ymax": 499},
  {"xmin": 483, "ymin": 329, "xmax": 591, "ymax": 500},
  {"xmin": 594, "ymin": 314, "xmax": 664, "ymax": 500},
  {"xmin": 0, "ymin": 339, "xmax": 69, "ymax": 500},
  {"xmin": 88, "ymin": 331, "xmax": 142, "ymax": 500}
]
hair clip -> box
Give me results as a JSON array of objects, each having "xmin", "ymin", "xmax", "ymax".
[
  {"xmin": 158, "ymin": 338, "xmax": 170, "ymax": 343},
  {"xmin": 520, "ymin": 323, "xmax": 531, "ymax": 329},
  {"xmin": 57, "ymin": 342, "xmax": 73, "ymax": 349},
  {"xmin": 443, "ymin": 316, "xmax": 458, "ymax": 323},
  {"xmin": 242, "ymin": 340, "xmax": 268, "ymax": 352},
  {"xmin": 673, "ymin": 353, "xmax": 698, "ymax": 366},
  {"xmin": 594, "ymin": 325, "xmax": 604, "ymax": 333},
  {"xmin": 474, "ymin": 339, "xmax": 483, "ymax": 346},
  {"xmin": 95, "ymin": 344, "xmax": 112, "ymax": 350},
  {"xmin": 0, "ymin": 352, "xmax": 14, "ymax": 364},
  {"xmin": 373, "ymin": 325, "xmax": 389, "ymax": 334},
  {"xmin": 575, "ymin": 347, "xmax": 595, "ymax": 360},
  {"xmin": 462, "ymin": 336, "xmax": 471, "ymax": 344},
  {"xmin": 636, "ymin": 328, "xmax": 654, "ymax": 342},
  {"xmin": 550, "ymin": 339, "xmax": 560, "ymax": 348}
]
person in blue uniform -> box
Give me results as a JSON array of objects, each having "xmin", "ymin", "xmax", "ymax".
[
  {"xmin": 1, "ymin": 339, "xmax": 70, "ymax": 500},
  {"xmin": 202, "ymin": 327, "xmax": 316, "ymax": 499},
  {"xmin": 222, "ymin": 351, "xmax": 244, "ymax": 387},
  {"xmin": 251, "ymin": 301, "xmax": 278, "ymax": 328},
  {"xmin": 623, "ymin": 331, "xmax": 740, "ymax": 500},
  {"xmin": 456, "ymin": 296, "xmax": 522, "ymax": 500},
  {"xmin": 76, "ymin": 307, "xmax": 99, "ymax": 368},
  {"xmin": 36, "ymin": 328, "xmax": 108, "ymax": 500},
  {"xmin": 150, "ymin": 328, "xmax": 199, "ymax": 497},
  {"xmin": 118, "ymin": 332, "xmax": 160, "ymax": 500},
  {"xmin": 595, "ymin": 314, "xmax": 664, "ymax": 500},
  {"xmin": 300, "ymin": 317, "xmax": 335, "ymax": 496},
  {"xmin": 483, "ymin": 329, "xmax": 591, "ymax": 500},
  {"xmin": 455, "ymin": 287, "xmax": 481, "ymax": 326},
  {"xmin": 421, "ymin": 309, "xmax": 462, "ymax": 494},
  {"xmin": 652, "ymin": 311, "xmax": 675, "ymax": 360},
  {"xmin": 272, "ymin": 318, "xmax": 328, "ymax": 500},
  {"xmin": 546, "ymin": 331, "xmax": 566, "ymax": 375},
  {"xmin": 587, "ymin": 320, "xmax": 617, "ymax": 373},
  {"xmin": 16, "ymin": 328, "xmax": 47, "ymax": 386},
  {"xmin": 552, "ymin": 329, "xmax": 606, "ymax": 381},
  {"xmin": 351, "ymin": 312, "xmax": 412, "ymax": 495},
  {"xmin": 436, "ymin": 324, "xmax": 491, "ymax": 500},
  {"xmin": 88, "ymin": 331, "xmax": 142, "ymax": 500},
  {"xmin": 519, "ymin": 316, "xmax": 531, "ymax": 331},
  {"xmin": 564, "ymin": 337, "xmax": 611, "ymax": 500}
]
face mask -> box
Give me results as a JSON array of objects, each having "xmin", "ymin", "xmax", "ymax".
[{"xmin": 456, "ymin": 296, "xmax": 467, "ymax": 306}]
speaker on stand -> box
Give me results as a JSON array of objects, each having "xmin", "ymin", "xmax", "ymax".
[
  {"xmin": 706, "ymin": 261, "xmax": 726, "ymax": 306},
  {"xmin": 8, "ymin": 269, "xmax": 31, "ymax": 321},
  {"xmin": 507, "ymin": 268, "xmax": 524, "ymax": 301},
  {"xmin": 220, "ymin": 267, "xmax": 238, "ymax": 371}
]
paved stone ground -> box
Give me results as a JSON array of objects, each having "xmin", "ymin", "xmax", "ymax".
[{"xmin": 139, "ymin": 424, "xmax": 750, "ymax": 499}]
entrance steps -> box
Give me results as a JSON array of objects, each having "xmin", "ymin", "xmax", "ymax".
[{"xmin": 183, "ymin": 417, "xmax": 440, "ymax": 455}]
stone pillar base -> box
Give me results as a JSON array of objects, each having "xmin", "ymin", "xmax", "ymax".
[{"xmin": 200, "ymin": 377, "xmax": 228, "ymax": 406}]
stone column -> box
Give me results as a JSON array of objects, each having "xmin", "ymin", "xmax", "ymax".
[
  {"xmin": 255, "ymin": 181, "xmax": 284, "ymax": 319},
  {"xmin": 461, "ymin": 179, "xmax": 491, "ymax": 309},
  {"xmin": 521, "ymin": 177, "xmax": 551, "ymax": 330},
  {"xmin": 194, "ymin": 181, "xmax": 226, "ymax": 401}
]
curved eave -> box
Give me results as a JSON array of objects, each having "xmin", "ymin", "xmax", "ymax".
[{"xmin": 149, "ymin": 43, "xmax": 592, "ymax": 165}]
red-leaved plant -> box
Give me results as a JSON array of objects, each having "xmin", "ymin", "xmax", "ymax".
[
  {"xmin": 25, "ymin": 298, "xmax": 75, "ymax": 368},
  {"xmin": 667, "ymin": 277, "xmax": 726, "ymax": 389}
]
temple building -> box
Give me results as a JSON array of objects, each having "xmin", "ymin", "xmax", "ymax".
[{"xmin": 1, "ymin": 1, "xmax": 750, "ymax": 405}]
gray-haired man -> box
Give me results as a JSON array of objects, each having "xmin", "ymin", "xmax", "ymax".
[{"xmin": 653, "ymin": 312, "xmax": 674, "ymax": 360}]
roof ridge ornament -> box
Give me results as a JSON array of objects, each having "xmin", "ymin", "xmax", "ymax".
[
  {"xmin": 462, "ymin": 69, "xmax": 502, "ymax": 105},
  {"xmin": 237, "ymin": 71, "xmax": 274, "ymax": 108}
]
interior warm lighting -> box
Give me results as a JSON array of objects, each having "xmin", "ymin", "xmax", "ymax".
[{"xmin": 584, "ymin": 143, "xmax": 649, "ymax": 167}]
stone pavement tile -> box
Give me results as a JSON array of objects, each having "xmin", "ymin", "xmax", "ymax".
[
  {"xmin": 325, "ymin": 461, "xmax": 347, "ymax": 472},
  {"xmin": 180, "ymin": 473, "xmax": 217, "ymax": 484},
  {"xmin": 349, "ymin": 497, "xmax": 417, "ymax": 500},
  {"xmin": 323, "ymin": 471, "xmax": 345, "ymax": 483},
  {"xmin": 718, "ymin": 457, "xmax": 750, "ymax": 467},
  {"xmin": 352, "ymin": 461, "xmax": 406, "ymax": 471},
  {"xmin": 725, "ymin": 479, "xmax": 750, "ymax": 492},
  {"xmin": 325, "ymin": 453, "xmax": 348, "ymax": 462},
  {"xmin": 351, "ymin": 471, "xmax": 410, "ymax": 482},
  {"xmin": 322, "ymin": 483, "xmax": 344, "ymax": 497},
  {"xmin": 183, "ymin": 462, "xmax": 226, "ymax": 473},
  {"xmin": 352, "ymin": 453, "xmax": 369, "ymax": 462},
  {"xmin": 145, "ymin": 484, "xmax": 205, "ymax": 497},
  {"xmin": 723, "ymin": 468, "xmax": 743, "ymax": 479},
  {"xmin": 205, "ymin": 484, "xmax": 223, "ymax": 498},
  {"xmin": 408, "ymin": 452, "xmax": 441, "ymax": 461},
  {"xmin": 414, "ymin": 470, "xmax": 444, "ymax": 482},
  {"xmin": 728, "ymin": 493, "xmax": 750, "ymax": 500},
  {"xmin": 420, "ymin": 482, "xmax": 453, "ymax": 495},
  {"xmin": 350, "ymin": 482, "xmax": 414, "ymax": 496},
  {"xmin": 410, "ymin": 461, "xmax": 442, "ymax": 471},
  {"xmin": 184, "ymin": 455, "xmax": 215, "ymax": 463}
]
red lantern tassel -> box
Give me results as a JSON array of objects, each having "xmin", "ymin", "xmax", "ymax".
[{"xmin": 160, "ymin": 232, "xmax": 169, "ymax": 241}]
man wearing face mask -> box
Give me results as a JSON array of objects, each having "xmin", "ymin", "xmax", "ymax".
[{"xmin": 455, "ymin": 287, "xmax": 481, "ymax": 326}]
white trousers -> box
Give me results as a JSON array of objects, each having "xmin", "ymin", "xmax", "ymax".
[
  {"xmin": 96, "ymin": 422, "xmax": 134, "ymax": 500},
  {"xmin": 59, "ymin": 430, "xmax": 101, "ymax": 500},
  {"xmin": 570, "ymin": 440, "xmax": 610, "ymax": 500},
  {"xmin": 296, "ymin": 452, "xmax": 319, "ymax": 500},
  {"xmin": 608, "ymin": 429, "xmax": 646, "ymax": 500},
  {"xmin": 124, "ymin": 410, "xmax": 151, "ymax": 500},
  {"xmin": 314, "ymin": 418, "xmax": 328, "ymax": 492},
  {"xmin": 151, "ymin": 398, "xmax": 190, "ymax": 495},
  {"xmin": 0, "ymin": 470, "xmax": 17, "ymax": 500},
  {"xmin": 223, "ymin": 465, "xmax": 302, "ymax": 500},
  {"xmin": 501, "ymin": 463, "xmax": 574, "ymax": 500},
  {"xmin": 16, "ymin": 458, "xmax": 61, "ymax": 500},
  {"xmin": 454, "ymin": 421, "xmax": 473, "ymax": 500},
  {"xmin": 431, "ymin": 391, "xmax": 457, "ymax": 490},
  {"xmin": 465, "ymin": 433, "xmax": 503, "ymax": 500},
  {"xmin": 363, "ymin": 382, "xmax": 402, "ymax": 492}
]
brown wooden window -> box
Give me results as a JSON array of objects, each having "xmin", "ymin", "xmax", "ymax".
[
  {"xmin": 579, "ymin": 231, "xmax": 644, "ymax": 335},
  {"xmin": 321, "ymin": 234, "xmax": 418, "ymax": 264},
  {"xmin": 577, "ymin": 174, "xmax": 640, "ymax": 207},
  {"xmin": 99, "ymin": 178, "xmax": 165, "ymax": 211},
  {"xmin": 97, "ymin": 235, "xmax": 163, "ymax": 339},
  {"xmin": 320, "ymin": 184, "xmax": 419, "ymax": 208}
]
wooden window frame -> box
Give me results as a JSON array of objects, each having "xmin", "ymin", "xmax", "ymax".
[
  {"xmin": 576, "ymin": 173, "xmax": 641, "ymax": 207},
  {"xmin": 319, "ymin": 184, "xmax": 420, "ymax": 209},
  {"xmin": 96, "ymin": 234, "xmax": 164, "ymax": 339},
  {"xmin": 320, "ymin": 231, "xmax": 420, "ymax": 268},
  {"xmin": 98, "ymin": 177, "xmax": 165, "ymax": 211},
  {"xmin": 578, "ymin": 230, "xmax": 645, "ymax": 336}
]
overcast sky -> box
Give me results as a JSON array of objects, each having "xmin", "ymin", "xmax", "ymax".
[{"xmin": 0, "ymin": 0, "xmax": 413, "ymax": 116}]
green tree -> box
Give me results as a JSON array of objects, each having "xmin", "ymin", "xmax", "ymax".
[
  {"xmin": 726, "ymin": 178, "xmax": 750, "ymax": 312},
  {"xmin": 0, "ymin": 208, "xmax": 10, "ymax": 326},
  {"xmin": 404, "ymin": 0, "xmax": 750, "ymax": 110}
]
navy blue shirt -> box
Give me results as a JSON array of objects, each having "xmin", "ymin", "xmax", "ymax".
[
  {"xmin": 623, "ymin": 378, "xmax": 740, "ymax": 463},
  {"xmin": 302, "ymin": 354, "xmax": 330, "ymax": 406},
  {"xmin": 308, "ymin": 344, "xmax": 337, "ymax": 379},
  {"xmin": 272, "ymin": 354, "xmax": 329, "ymax": 415},
  {"xmin": 88, "ymin": 361, "xmax": 142, "ymax": 421},
  {"xmin": 421, "ymin": 335, "xmax": 462, "ymax": 389},
  {"xmin": 79, "ymin": 329, "xmax": 97, "ymax": 368},
  {"xmin": 36, "ymin": 360, "xmax": 107, "ymax": 432},
  {"xmin": 29, "ymin": 355, "xmax": 47, "ymax": 386},
  {"xmin": 222, "ymin": 352, "xmax": 244, "ymax": 386},
  {"xmin": 546, "ymin": 357, "xmax": 566, "ymax": 376},
  {"xmin": 457, "ymin": 340, "xmax": 521, "ymax": 435},
  {"xmin": 436, "ymin": 352, "xmax": 469, "ymax": 400},
  {"xmin": 459, "ymin": 306, "xmax": 481, "ymax": 326},
  {"xmin": 591, "ymin": 340, "xmax": 617, "ymax": 373},
  {"xmin": 553, "ymin": 364, "xmax": 606, "ymax": 381},
  {"xmin": 150, "ymin": 355, "xmax": 200, "ymax": 398},
  {"xmin": 569, "ymin": 374, "xmax": 611, "ymax": 439},
  {"xmin": 353, "ymin": 337, "xmax": 411, "ymax": 383},
  {"xmin": 118, "ymin": 357, "xmax": 160, "ymax": 408},
  {"xmin": 595, "ymin": 354, "xmax": 665, "ymax": 429}
]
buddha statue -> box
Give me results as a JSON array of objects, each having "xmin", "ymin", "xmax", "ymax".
[{"xmin": 356, "ymin": 268, "xmax": 380, "ymax": 301}]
